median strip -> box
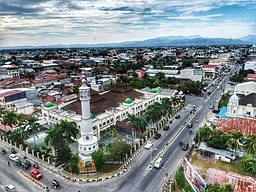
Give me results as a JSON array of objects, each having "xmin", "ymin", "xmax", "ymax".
[{"xmin": 19, "ymin": 170, "xmax": 46, "ymax": 189}]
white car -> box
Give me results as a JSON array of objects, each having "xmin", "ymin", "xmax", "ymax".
[
  {"xmin": 144, "ymin": 141, "xmax": 153, "ymax": 149},
  {"xmin": 9, "ymin": 154, "xmax": 19, "ymax": 162},
  {"xmin": 154, "ymin": 158, "xmax": 163, "ymax": 168},
  {"xmin": 5, "ymin": 184, "xmax": 16, "ymax": 192}
]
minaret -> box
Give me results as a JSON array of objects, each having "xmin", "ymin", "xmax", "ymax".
[{"xmin": 78, "ymin": 75, "xmax": 98, "ymax": 162}]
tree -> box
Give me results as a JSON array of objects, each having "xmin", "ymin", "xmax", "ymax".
[
  {"xmin": 227, "ymin": 130, "xmax": 243, "ymax": 154},
  {"xmin": 58, "ymin": 120, "xmax": 79, "ymax": 145},
  {"xmin": 240, "ymin": 154, "xmax": 256, "ymax": 174},
  {"xmin": 16, "ymin": 113, "xmax": 28, "ymax": 143},
  {"xmin": 207, "ymin": 129, "xmax": 228, "ymax": 149},
  {"xmin": 107, "ymin": 125, "xmax": 119, "ymax": 140},
  {"xmin": 244, "ymin": 134, "xmax": 256, "ymax": 154},
  {"xmin": 55, "ymin": 133, "xmax": 71, "ymax": 164},
  {"xmin": 69, "ymin": 154, "xmax": 79, "ymax": 174},
  {"xmin": 44, "ymin": 126, "xmax": 59, "ymax": 156},
  {"xmin": 206, "ymin": 183, "xmax": 233, "ymax": 192},
  {"xmin": 92, "ymin": 149, "xmax": 107, "ymax": 172},
  {"xmin": 109, "ymin": 140, "xmax": 131, "ymax": 163},
  {"xmin": 2, "ymin": 110, "xmax": 18, "ymax": 132},
  {"xmin": 26, "ymin": 116, "xmax": 42, "ymax": 149},
  {"xmin": 197, "ymin": 127, "xmax": 212, "ymax": 142}
]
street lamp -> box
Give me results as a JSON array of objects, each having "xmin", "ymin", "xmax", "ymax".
[{"xmin": 150, "ymin": 148, "xmax": 157, "ymax": 164}]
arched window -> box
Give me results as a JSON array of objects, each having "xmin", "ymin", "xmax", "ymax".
[{"xmin": 86, "ymin": 136, "xmax": 89, "ymax": 140}]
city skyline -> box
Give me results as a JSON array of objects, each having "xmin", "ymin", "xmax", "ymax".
[{"xmin": 0, "ymin": 0, "xmax": 255, "ymax": 47}]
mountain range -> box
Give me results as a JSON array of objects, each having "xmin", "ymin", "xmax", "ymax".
[{"xmin": 1, "ymin": 35, "xmax": 256, "ymax": 50}]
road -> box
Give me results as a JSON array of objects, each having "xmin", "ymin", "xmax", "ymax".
[{"xmin": 0, "ymin": 65, "xmax": 238, "ymax": 192}]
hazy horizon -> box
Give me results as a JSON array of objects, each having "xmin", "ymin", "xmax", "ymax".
[{"xmin": 0, "ymin": 0, "xmax": 255, "ymax": 47}]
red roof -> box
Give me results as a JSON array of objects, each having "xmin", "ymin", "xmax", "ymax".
[
  {"xmin": 0, "ymin": 90, "xmax": 23, "ymax": 97},
  {"xmin": 217, "ymin": 117, "xmax": 256, "ymax": 136},
  {"xmin": 244, "ymin": 73, "xmax": 256, "ymax": 81},
  {"xmin": 202, "ymin": 64, "xmax": 218, "ymax": 68}
]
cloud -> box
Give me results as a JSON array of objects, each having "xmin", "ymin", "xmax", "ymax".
[{"xmin": 0, "ymin": 0, "xmax": 255, "ymax": 46}]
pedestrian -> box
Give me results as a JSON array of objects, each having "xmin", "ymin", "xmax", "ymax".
[{"xmin": 8, "ymin": 162, "xmax": 10, "ymax": 166}]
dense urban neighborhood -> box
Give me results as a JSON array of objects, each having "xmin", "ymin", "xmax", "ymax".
[{"xmin": 0, "ymin": 44, "xmax": 256, "ymax": 192}]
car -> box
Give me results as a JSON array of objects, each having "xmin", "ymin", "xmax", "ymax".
[
  {"xmin": 30, "ymin": 168, "xmax": 42, "ymax": 179},
  {"xmin": 154, "ymin": 133, "xmax": 161, "ymax": 139},
  {"xmin": 187, "ymin": 123, "xmax": 193, "ymax": 128},
  {"xmin": 179, "ymin": 140, "xmax": 184, "ymax": 146},
  {"xmin": 4, "ymin": 184, "xmax": 16, "ymax": 192},
  {"xmin": 52, "ymin": 179, "xmax": 60, "ymax": 189},
  {"xmin": 163, "ymin": 125, "xmax": 169, "ymax": 130},
  {"xmin": 144, "ymin": 141, "xmax": 153, "ymax": 149},
  {"xmin": 22, "ymin": 160, "xmax": 31, "ymax": 170},
  {"xmin": 175, "ymin": 114, "xmax": 180, "ymax": 119},
  {"xmin": 153, "ymin": 158, "xmax": 163, "ymax": 168},
  {"xmin": 189, "ymin": 128, "xmax": 193, "ymax": 134},
  {"xmin": 9, "ymin": 154, "xmax": 19, "ymax": 162},
  {"xmin": 181, "ymin": 143, "xmax": 189, "ymax": 151}
]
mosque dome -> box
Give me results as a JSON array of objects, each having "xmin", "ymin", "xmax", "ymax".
[
  {"xmin": 124, "ymin": 98, "xmax": 133, "ymax": 104},
  {"xmin": 229, "ymin": 94, "xmax": 239, "ymax": 105},
  {"xmin": 45, "ymin": 102, "xmax": 54, "ymax": 108},
  {"xmin": 150, "ymin": 88, "xmax": 158, "ymax": 93},
  {"xmin": 90, "ymin": 113, "xmax": 95, "ymax": 119}
]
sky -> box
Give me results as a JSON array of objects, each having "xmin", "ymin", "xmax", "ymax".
[{"xmin": 0, "ymin": 0, "xmax": 255, "ymax": 47}]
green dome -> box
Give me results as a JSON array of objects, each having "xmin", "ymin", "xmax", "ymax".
[
  {"xmin": 90, "ymin": 113, "xmax": 95, "ymax": 119},
  {"xmin": 150, "ymin": 88, "xmax": 158, "ymax": 93},
  {"xmin": 124, "ymin": 98, "xmax": 132, "ymax": 104},
  {"xmin": 45, "ymin": 102, "xmax": 54, "ymax": 108}
]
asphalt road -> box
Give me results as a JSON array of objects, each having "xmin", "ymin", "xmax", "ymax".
[{"xmin": 0, "ymin": 65, "xmax": 238, "ymax": 192}]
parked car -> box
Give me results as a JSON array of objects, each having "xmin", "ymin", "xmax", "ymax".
[
  {"xmin": 154, "ymin": 133, "xmax": 161, "ymax": 139},
  {"xmin": 4, "ymin": 184, "xmax": 16, "ymax": 192},
  {"xmin": 163, "ymin": 125, "xmax": 169, "ymax": 131},
  {"xmin": 30, "ymin": 168, "xmax": 42, "ymax": 179},
  {"xmin": 144, "ymin": 141, "xmax": 153, "ymax": 149},
  {"xmin": 153, "ymin": 158, "xmax": 163, "ymax": 168},
  {"xmin": 9, "ymin": 154, "xmax": 19, "ymax": 162},
  {"xmin": 189, "ymin": 129, "xmax": 193, "ymax": 134},
  {"xmin": 175, "ymin": 114, "xmax": 180, "ymax": 119}
]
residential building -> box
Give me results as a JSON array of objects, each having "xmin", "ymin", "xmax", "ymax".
[
  {"xmin": 180, "ymin": 68, "xmax": 204, "ymax": 82},
  {"xmin": 0, "ymin": 64, "xmax": 20, "ymax": 78},
  {"xmin": 234, "ymin": 81, "xmax": 256, "ymax": 95}
]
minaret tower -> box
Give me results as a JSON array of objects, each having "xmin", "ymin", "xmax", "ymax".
[{"xmin": 78, "ymin": 75, "xmax": 98, "ymax": 162}]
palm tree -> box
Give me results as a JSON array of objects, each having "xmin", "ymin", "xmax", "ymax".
[
  {"xmin": 16, "ymin": 113, "xmax": 28, "ymax": 143},
  {"xmin": 2, "ymin": 110, "xmax": 18, "ymax": 133},
  {"xmin": 244, "ymin": 134, "xmax": 256, "ymax": 154},
  {"xmin": 58, "ymin": 119, "xmax": 79, "ymax": 145},
  {"xmin": 45, "ymin": 126, "xmax": 59, "ymax": 156},
  {"xmin": 26, "ymin": 116, "xmax": 42, "ymax": 149},
  {"xmin": 227, "ymin": 130, "xmax": 243, "ymax": 154},
  {"xmin": 107, "ymin": 125, "xmax": 119, "ymax": 140}
]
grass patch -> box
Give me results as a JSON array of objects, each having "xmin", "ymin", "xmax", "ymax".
[
  {"xmin": 190, "ymin": 153, "xmax": 255, "ymax": 178},
  {"xmin": 102, "ymin": 164, "xmax": 122, "ymax": 173}
]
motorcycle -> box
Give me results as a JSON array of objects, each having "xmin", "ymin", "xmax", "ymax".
[{"xmin": 1, "ymin": 148, "xmax": 6, "ymax": 154}]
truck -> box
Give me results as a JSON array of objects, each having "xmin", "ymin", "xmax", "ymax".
[{"xmin": 144, "ymin": 141, "xmax": 153, "ymax": 149}]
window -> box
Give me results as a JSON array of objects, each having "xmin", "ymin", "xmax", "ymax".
[
  {"xmin": 89, "ymin": 147, "xmax": 91, "ymax": 150},
  {"xmin": 93, "ymin": 145, "xmax": 95, "ymax": 148},
  {"xmin": 83, "ymin": 147, "xmax": 86, "ymax": 151},
  {"xmin": 86, "ymin": 136, "xmax": 89, "ymax": 140}
]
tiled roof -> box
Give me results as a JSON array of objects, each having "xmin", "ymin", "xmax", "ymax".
[
  {"xmin": 0, "ymin": 90, "xmax": 23, "ymax": 97},
  {"xmin": 239, "ymin": 93, "xmax": 256, "ymax": 107},
  {"xmin": 62, "ymin": 83, "xmax": 144, "ymax": 115}
]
